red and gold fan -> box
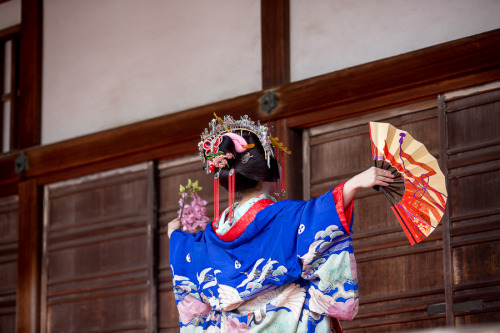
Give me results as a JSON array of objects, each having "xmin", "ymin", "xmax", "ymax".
[{"xmin": 369, "ymin": 122, "xmax": 448, "ymax": 245}]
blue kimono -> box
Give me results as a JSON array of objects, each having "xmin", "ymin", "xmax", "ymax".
[{"xmin": 169, "ymin": 186, "xmax": 358, "ymax": 332}]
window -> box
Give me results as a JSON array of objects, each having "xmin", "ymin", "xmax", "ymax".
[{"xmin": 0, "ymin": 25, "xmax": 19, "ymax": 154}]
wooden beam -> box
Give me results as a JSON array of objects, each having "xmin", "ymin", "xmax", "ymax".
[
  {"xmin": 15, "ymin": 0, "xmax": 42, "ymax": 149},
  {"xmin": 0, "ymin": 24, "xmax": 21, "ymax": 40},
  {"xmin": 261, "ymin": 0, "xmax": 290, "ymax": 89},
  {"xmin": 0, "ymin": 153, "xmax": 20, "ymax": 196},
  {"xmin": 0, "ymin": 29, "xmax": 499, "ymax": 191},
  {"xmin": 19, "ymin": 91, "xmax": 268, "ymax": 185},
  {"xmin": 16, "ymin": 179, "xmax": 43, "ymax": 333}
]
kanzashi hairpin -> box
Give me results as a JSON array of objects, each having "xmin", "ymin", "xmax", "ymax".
[
  {"xmin": 199, "ymin": 113, "xmax": 289, "ymax": 171},
  {"xmin": 241, "ymin": 152, "xmax": 253, "ymax": 164}
]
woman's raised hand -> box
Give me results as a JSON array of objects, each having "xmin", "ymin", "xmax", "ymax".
[
  {"xmin": 351, "ymin": 166, "xmax": 395, "ymax": 189},
  {"xmin": 168, "ymin": 217, "xmax": 181, "ymax": 239},
  {"xmin": 343, "ymin": 167, "xmax": 395, "ymax": 208}
]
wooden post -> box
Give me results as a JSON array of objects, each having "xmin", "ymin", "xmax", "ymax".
[
  {"xmin": 438, "ymin": 94, "xmax": 454, "ymax": 326},
  {"xmin": 147, "ymin": 162, "xmax": 159, "ymax": 333},
  {"xmin": 261, "ymin": 0, "xmax": 290, "ymax": 90},
  {"xmin": 16, "ymin": 179, "xmax": 43, "ymax": 333},
  {"xmin": 15, "ymin": 0, "xmax": 43, "ymax": 149}
]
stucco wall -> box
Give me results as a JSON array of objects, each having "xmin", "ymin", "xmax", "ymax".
[
  {"xmin": 42, "ymin": 0, "xmax": 261, "ymax": 144},
  {"xmin": 290, "ymin": 0, "xmax": 500, "ymax": 81}
]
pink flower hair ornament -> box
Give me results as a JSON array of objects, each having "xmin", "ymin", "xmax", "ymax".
[{"xmin": 212, "ymin": 152, "xmax": 234, "ymax": 169}]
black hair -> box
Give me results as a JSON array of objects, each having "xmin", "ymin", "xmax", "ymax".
[{"xmin": 217, "ymin": 131, "xmax": 279, "ymax": 193}]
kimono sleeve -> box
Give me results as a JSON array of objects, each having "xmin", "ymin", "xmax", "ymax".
[
  {"xmin": 296, "ymin": 183, "xmax": 359, "ymax": 321},
  {"xmin": 169, "ymin": 230, "xmax": 213, "ymax": 326}
]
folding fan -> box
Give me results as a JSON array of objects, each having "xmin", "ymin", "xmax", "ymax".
[{"xmin": 369, "ymin": 122, "xmax": 448, "ymax": 245}]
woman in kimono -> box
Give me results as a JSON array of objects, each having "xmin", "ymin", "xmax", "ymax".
[{"xmin": 168, "ymin": 114, "xmax": 394, "ymax": 332}]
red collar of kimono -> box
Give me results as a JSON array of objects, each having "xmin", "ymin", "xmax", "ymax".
[{"xmin": 213, "ymin": 198, "xmax": 275, "ymax": 242}]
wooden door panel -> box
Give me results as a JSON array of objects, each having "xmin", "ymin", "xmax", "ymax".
[
  {"xmin": 47, "ymin": 236, "xmax": 148, "ymax": 286},
  {"xmin": 49, "ymin": 175, "xmax": 149, "ymax": 227},
  {"xmin": 447, "ymin": 98, "xmax": 500, "ymax": 151},
  {"xmin": 0, "ymin": 196, "xmax": 18, "ymax": 333},
  {"xmin": 43, "ymin": 164, "xmax": 154, "ymax": 333},
  {"xmin": 353, "ymin": 248, "xmax": 446, "ymax": 330},
  {"xmin": 352, "ymin": 192, "xmax": 404, "ymax": 235},
  {"xmin": 310, "ymin": 132, "xmax": 370, "ymax": 185},
  {"xmin": 453, "ymin": 242, "xmax": 500, "ymax": 286},
  {"xmin": 357, "ymin": 250, "xmax": 444, "ymax": 298},
  {"xmin": 449, "ymin": 169, "xmax": 500, "ymax": 218},
  {"xmin": 47, "ymin": 293, "xmax": 148, "ymax": 333}
]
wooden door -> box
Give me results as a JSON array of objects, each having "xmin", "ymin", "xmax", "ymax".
[
  {"xmin": 304, "ymin": 100, "xmax": 448, "ymax": 331},
  {"xmin": 42, "ymin": 163, "xmax": 157, "ymax": 333},
  {"xmin": 0, "ymin": 195, "xmax": 18, "ymax": 332},
  {"xmin": 439, "ymin": 84, "xmax": 500, "ymax": 325}
]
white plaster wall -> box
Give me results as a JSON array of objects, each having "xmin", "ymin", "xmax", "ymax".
[
  {"xmin": 291, "ymin": 0, "xmax": 500, "ymax": 82},
  {"xmin": 42, "ymin": 0, "xmax": 261, "ymax": 144},
  {"xmin": 0, "ymin": 0, "xmax": 21, "ymax": 31}
]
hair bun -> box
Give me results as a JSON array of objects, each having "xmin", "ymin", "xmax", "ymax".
[{"xmin": 217, "ymin": 132, "xmax": 279, "ymax": 193}]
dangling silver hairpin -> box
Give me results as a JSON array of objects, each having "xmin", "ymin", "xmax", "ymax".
[{"xmin": 241, "ymin": 152, "xmax": 253, "ymax": 164}]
